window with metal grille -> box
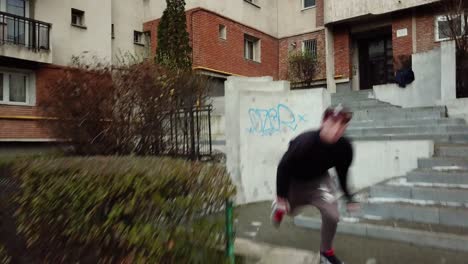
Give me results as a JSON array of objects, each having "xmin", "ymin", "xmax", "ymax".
[{"xmin": 302, "ymin": 39, "xmax": 317, "ymax": 57}]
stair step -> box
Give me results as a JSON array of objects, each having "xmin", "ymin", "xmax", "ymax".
[
  {"xmin": 352, "ymin": 106, "xmax": 446, "ymax": 121},
  {"xmin": 346, "ymin": 125, "xmax": 468, "ymax": 137},
  {"xmin": 356, "ymin": 217, "xmax": 468, "ymax": 237},
  {"xmin": 418, "ymin": 157, "xmax": 468, "ymax": 169},
  {"xmin": 349, "ymin": 118, "xmax": 466, "ymax": 129},
  {"xmin": 370, "ymin": 183, "xmax": 468, "ymax": 203},
  {"xmin": 331, "ymin": 91, "xmax": 374, "ymax": 100},
  {"xmin": 348, "ymin": 133, "xmax": 468, "ymax": 142},
  {"xmin": 435, "ymin": 144, "xmax": 468, "ymax": 158},
  {"xmin": 332, "ymin": 99, "xmax": 392, "ymax": 108},
  {"xmin": 363, "ymin": 200, "xmax": 468, "ymax": 228},
  {"xmin": 407, "ymin": 169, "xmax": 468, "ymax": 185}
]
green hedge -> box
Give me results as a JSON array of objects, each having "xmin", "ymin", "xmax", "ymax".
[{"xmin": 13, "ymin": 157, "xmax": 236, "ymax": 263}]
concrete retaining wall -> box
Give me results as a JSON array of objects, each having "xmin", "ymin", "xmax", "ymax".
[
  {"xmin": 373, "ymin": 48, "xmax": 442, "ymax": 108},
  {"xmin": 225, "ymin": 77, "xmax": 330, "ymax": 204},
  {"xmin": 349, "ymin": 140, "xmax": 434, "ymax": 191}
]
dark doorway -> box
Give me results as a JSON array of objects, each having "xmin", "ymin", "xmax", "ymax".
[{"xmin": 356, "ymin": 27, "xmax": 394, "ymax": 90}]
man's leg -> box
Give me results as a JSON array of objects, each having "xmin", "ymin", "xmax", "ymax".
[{"xmin": 309, "ymin": 175, "xmax": 343, "ymax": 264}]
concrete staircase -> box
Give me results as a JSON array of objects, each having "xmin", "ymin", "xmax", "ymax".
[
  {"xmin": 363, "ymin": 143, "xmax": 468, "ymax": 229},
  {"xmin": 333, "ymin": 90, "xmax": 468, "ymax": 142},
  {"xmin": 295, "ymin": 90, "xmax": 468, "ymax": 251}
]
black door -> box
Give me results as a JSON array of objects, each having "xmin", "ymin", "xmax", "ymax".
[{"xmin": 358, "ymin": 35, "xmax": 394, "ymax": 90}]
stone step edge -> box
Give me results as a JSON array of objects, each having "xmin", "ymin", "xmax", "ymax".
[{"xmin": 294, "ymin": 215, "xmax": 468, "ymax": 252}]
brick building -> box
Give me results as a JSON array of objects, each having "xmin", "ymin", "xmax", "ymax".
[
  {"xmin": 0, "ymin": 0, "xmax": 150, "ymax": 146},
  {"xmin": 325, "ymin": 0, "xmax": 459, "ymax": 92},
  {"xmin": 1, "ymin": 0, "xmax": 463, "ymax": 145}
]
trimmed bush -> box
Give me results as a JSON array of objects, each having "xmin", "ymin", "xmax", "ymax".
[{"xmin": 13, "ymin": 157, "xmax": 236, "ymax": 263}]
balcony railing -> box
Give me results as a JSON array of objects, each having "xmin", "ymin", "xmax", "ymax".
[{"xmin": 0, "ymin": 11, "xmax": 51, "ymax": 51}]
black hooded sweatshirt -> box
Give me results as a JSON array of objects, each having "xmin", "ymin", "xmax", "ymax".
[{"xmin": 276, "ymin": 129, "xmax": 354, "ymax": 201}]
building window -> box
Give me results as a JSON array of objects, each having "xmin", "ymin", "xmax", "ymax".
[
  {"xmin": 302, "ymin": 39, "xmax": 317, "ymax": 57},
  {"xmin": 134, "ymin": 31, "xmax": 144, "ymax": 45},
  {"xmin": 0, "ymin": 70, "xmax": 34, "ymax": 105},
  {"xmin": 435, "ymin": 14, "xmax": 465, "ymax": 42},
  {"xmin": 111, "ymin": 24, "xmax": 115, "ymax": 39},
  {"xmin": 219, "ymin": 24, "xmax": 227, "ymax": 40},
  {"xmin": 303, "ymin": 0, "xmax": 316, "ymax": 9},
  {"xmin": 244, "ymin": 35, "xmax": 260, "ymax": 62},
  {"xmin": 71, "ymin": 8, "xmax": 85, "ymax": 27}
]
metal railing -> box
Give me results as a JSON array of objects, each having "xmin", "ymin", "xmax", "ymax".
[
  {"xmin": 160, "ymin": 105, "xmax": 213, "ymax": 160},
  {"xmin": 0, "ymin": 11, "xmax": 51, "ymax": 51}
]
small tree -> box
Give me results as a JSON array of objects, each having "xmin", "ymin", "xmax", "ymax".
[
  {"xmin": 156, "ymin": 0, "xmax": 192, "ymax": 71},
  {"xmin": 438, "ymin": 0, "xmax": 468, "ymax": 97},
  {"xmin": 288, "ymin": 50, "xmax": 319, "ymax": 87}
]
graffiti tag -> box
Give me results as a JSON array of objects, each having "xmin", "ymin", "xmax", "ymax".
[{"xmin": 248, "ymin": 103, "xmax": 306, "ymax": 136}]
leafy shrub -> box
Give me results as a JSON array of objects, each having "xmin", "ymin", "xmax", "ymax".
[
  {"xmin": 41, "ymin": 56, "xmax": 210, "ymax": 156},
  {"xmin": 14, "ymin": 157, "xmax": 236, "ymax": 263},
  {"xmin": 288, "ymin": 50, "xmax": 319, "ymax": 84}
]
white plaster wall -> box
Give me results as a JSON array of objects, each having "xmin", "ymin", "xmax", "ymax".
[
  {"xmin": 144, "ymin": 0, "xmax": 279, "ymax": 37},
  {"xmin": 225, "ymin": 76, "xmax": 330, "ymax": 204},
  {"xmin": 277, "ymin": 0, "xmax": 318, "ymax": 38},
  {"xmin": 34, "ymin": 0, "xmax": 112, "ymax": 66},
  {"xmin": 349, "ymin": 140, "xmax": 434, "ymax": 192},
  {"xmin": 440, "ymin": 40, "xmax": 457, "ymax": 102},
  {"xmin": 112, "ymin": 0, "xmax": 148, "ymax": 63},
  {"xmin": 442, "ymin": 98, "xmax": 468, "ymax": 123},
  {"xmin": 373, "ymin": 48, "xmax": 442, "ymax": 108},
  {"xmin": 325, "ymin": 0, "xmax": 438, "ymax": 24},
  {"xmin": 239, "ymin": 88, "xmax": 329, "ymax": 203}
]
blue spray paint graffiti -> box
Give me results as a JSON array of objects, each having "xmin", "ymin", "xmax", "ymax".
[{"xmin": 248, "ymin": 104, "xmax": 307, "ymax": 136}]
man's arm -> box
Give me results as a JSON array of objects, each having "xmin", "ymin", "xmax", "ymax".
[{"xmin": 276, "ymin": 152, "xmax": 292, "ymax": 199}]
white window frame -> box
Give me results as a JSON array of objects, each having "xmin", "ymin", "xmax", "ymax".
[
  {"xmin": 244, "ymin": 35, "xmax": 261, "ymax": 62},
  {"xmin": 0, "ymin": 68, "xmax": 35, "ymax": 106},
  {"xmin": 302, "ymin": 0, "xmax": 316, "ymax": 10},
  {"xmin": 435, "ymin": 14, "xmax": 466, "ymax": 42},
  {"xmin": 219, "ymin": 24, "xmax": 227, "ymax": 40}
]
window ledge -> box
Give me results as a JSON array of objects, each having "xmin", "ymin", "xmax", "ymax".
[
  {"xmin": 301, "ymin": 6, "xmax": 316, "ymax": 11},
  {"xmin": 244, "ymin": 1, "xmax": 261, "ymax": 9},
  {"xmin": 0, "ymin": 101, "xmax": 34, "ymax": 107},
  {"xmin": 244, "ymin": 58, "xmax": 261, "ymax": 64},
  {"xmin": 71, "ymin": 24, "xmax": 87, "ymax": 30}
]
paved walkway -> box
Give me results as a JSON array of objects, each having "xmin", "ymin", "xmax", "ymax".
[{"xmin": 235, "ymin": 202, "xmax": 468, "ymax": 264}]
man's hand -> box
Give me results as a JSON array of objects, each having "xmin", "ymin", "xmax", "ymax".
[
  {"xmin": 346, "ymin": 201, "xmax": 360, "ymax": 213},
  {"xmin": 275, "ymin": 197, "xmax": 290, "ymax": 213}
]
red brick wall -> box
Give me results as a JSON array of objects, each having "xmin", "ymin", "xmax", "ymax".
[
  {"xmin": 278, "ymin": 30, "xmax": 326, "ymax": 80},
  {"xmin": 333, "ymin": 27, "xmax": 351, "ymax": 78},
  {"xmin": 144, "ymin": 8, "xmax": 279, "ymax": 79},
  {"xmin": 392, "ymin": 12, "xmax": 413, "ymax": 69},
  {"xmin": 316, "ymin": 0, "xmax": 324, "ymax": 27},
  {"xmin": 0, "ymin": 66, "xmax": 62, "ymax": 140},
  {"xmin": 416, "ymin": 10, "xmax": 439, "ymax": 53}
]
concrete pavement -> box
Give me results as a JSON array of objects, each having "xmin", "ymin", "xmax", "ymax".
[{"xmin": 235, "ymin": 202, "xmax": 468, "ymax": 264}]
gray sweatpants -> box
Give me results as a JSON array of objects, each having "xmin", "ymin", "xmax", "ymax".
[{"xmin": 288, "ymin": 173, "xmax": 339, "ymax": 252}]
